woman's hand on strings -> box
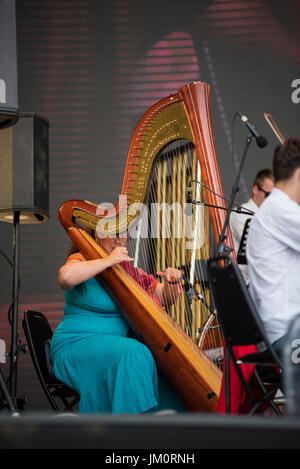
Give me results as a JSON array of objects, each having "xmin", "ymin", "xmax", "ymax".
[
  {"xmin": 108, "ymin": 247, "xmax": 134, "ymax": 266},
  {"xmin": 156, "ymin": 267, "xmax": 182, "ymax": 284},
  {"xmin": 155, "ymin": 268, "xmax": 182, "ymax": 306}
]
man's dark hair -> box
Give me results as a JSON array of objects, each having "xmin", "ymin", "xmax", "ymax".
[{"xmin": 273, "ymin": 137, "xmax": 300, "ymax": 182}]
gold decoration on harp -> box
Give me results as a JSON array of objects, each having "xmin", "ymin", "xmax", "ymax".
[
  {"xmin": 96, "ymin": 101, "xmax": 194, "ymax": 237},
  {"xmin": 73, "ymin": 208, "xmax": 99, "ymax": 231}
]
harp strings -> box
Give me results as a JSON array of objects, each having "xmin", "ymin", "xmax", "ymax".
[{"xmin": 126, "ymin": 141, "xmax": 223, "ymax": 366}]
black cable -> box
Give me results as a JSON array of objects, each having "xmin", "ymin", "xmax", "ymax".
[
  {"xmin": 0, "ymin": 246, "xmax": 21, "ymax": 326},
  {"xmin": 7, "ymin": 278, "xmax": 21, "ymax": 327},
  {"xmin": 231, "ymin": 112, "xmax": 241, "ymax": 166},
  {"xmin": 0, "ymin": 248, "xmax": 13, "ymax": 267}
]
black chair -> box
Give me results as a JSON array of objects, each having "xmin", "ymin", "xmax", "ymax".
[
  {"xmin": 207, "ymin": 255, "xmax": 283, "ymax": 416},
  {"xmin": 22, "ymin": 310, "xmax": 79, "ymax": 412}
]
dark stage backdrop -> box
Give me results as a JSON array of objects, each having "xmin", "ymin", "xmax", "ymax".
[{"xmin": 0, "ymin": 0, "xmax": 299, "ymax": 410}]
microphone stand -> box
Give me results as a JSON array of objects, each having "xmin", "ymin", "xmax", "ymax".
[
  {"xmin": 181, "ymin": 274, "xmax": 194, "ymax": 336},
  {"xmin": 191, "ymin": 201, "xmax": 253, "ymax": 216},
  {"xmin": 180, "ymin": 273, "xmax": 217, "ymax": 337},
  {"xmin": 181, "ymin": 274, "xmax": 215, "ymax": 316},
  {"xmin": 216, "ymin": 134, "xmax": 253, "ymax": 255},
  {"xmin": 188, "ymin": 178, "xmax": 255, "ymax": 217}
]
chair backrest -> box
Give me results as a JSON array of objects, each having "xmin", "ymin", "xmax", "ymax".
[
  {"xmin": 22, "ymin": 310, "xmax": 54, "ymax": 386},
  {"xmin": 207, "ymin": 255, "xmax": 269, "ymax": 348}
]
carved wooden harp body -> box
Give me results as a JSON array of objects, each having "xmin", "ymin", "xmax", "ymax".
[{"xmin": 59, "ymin": 81, "xmax": 234, "ymax": 412}]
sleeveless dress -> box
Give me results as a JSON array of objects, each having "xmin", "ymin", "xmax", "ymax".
[{"xmin": 50, "ymin": 260, "xmax": 186, "ymax": 414}]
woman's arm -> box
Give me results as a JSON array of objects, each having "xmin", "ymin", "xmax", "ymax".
[
  {"xmin": 58, "ymin": 247, "xmax": 134, "ymax": 290},
  {"xmin": 154, "ymin": 267, "xmax": 182, "ymax": 306}
]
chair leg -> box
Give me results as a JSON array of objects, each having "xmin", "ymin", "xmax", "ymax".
[
  {"xmin": 224, "ymin": 344, "xmax": 231, "ymax": 414},
  {"xmin": 52, "ymin": 386, "xmax": 79, "ymax": 411},
  {"xmin": 0, "ymin": 368, "xmax": 18, "ymax": 414},
  {"xmin": 227, "ymin": 347, "xmax": 262, "ymax": 413},
  {"xmin": 252, "ymin": 369, "xmax": 283, "ymax": 416},
  {"xmin": 231, "ymin": 362, "xmax": 283, "ymax": 416}
]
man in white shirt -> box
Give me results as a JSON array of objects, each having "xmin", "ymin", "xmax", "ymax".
[
  {"xmin": 247, "ymin": 138, "xmax": 300, "ymax": 353},
  {"xmin": 230, "ymin": 168, "xmax": 274, "ymax": 254},
  {"xmin": 230, "ymin": 169, "xmax": 274, "ymax": 279}
]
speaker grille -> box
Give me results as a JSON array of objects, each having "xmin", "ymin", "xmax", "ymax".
[{"xmin": 0, "ymin": 113, "xmax": 49, "ymax": 224}]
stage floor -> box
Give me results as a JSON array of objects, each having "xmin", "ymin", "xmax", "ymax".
[{"xmin": 1, "ymin": 412, "xmax": 300, "ymax": 449}]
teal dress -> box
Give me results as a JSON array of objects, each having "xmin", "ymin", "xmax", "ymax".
[{"xmin": 50, "ymin": 276, "xmax": 185, "ymax": 414}]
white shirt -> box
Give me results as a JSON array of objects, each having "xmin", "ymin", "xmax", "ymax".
[{"xmin": 247, "ymin": 188, "xmax": 300, "ymax": 344}]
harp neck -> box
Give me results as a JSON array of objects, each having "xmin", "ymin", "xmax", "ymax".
[{"xmin": 59, "ymin": 81, "xmax": 233, "ymax": 254}]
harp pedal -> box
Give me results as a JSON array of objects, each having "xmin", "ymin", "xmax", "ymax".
[{"xmin": 164, "ymin": 342, "xmax": 172, "ymax": 352}]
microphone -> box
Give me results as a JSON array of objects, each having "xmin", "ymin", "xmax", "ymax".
[
  {"xmin": 184, "ymin": 182, "xmax": 193, "ymax": 216},
  {"xmin": 239, "ymin": 113, "xmax": 268, "ymax": 148}
]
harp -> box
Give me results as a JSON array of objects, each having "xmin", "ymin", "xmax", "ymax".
[{"xmin": 59, "ymin": 81, "xmax": 234, "ymax": 412}]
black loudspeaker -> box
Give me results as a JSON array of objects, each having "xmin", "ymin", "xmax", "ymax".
[
  {"xmin": 0, "ymin": 0, "xmax": 19, "ymax": 128},
  {"xmin": 0, "ymin": 112, "xmax": 49, "ymax": 224}
]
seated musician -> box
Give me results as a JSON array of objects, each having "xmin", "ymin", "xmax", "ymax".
[
  {"xmin": 50, "ymin": 230, "xmax": 186, "ymax": 414},
  {"xmin": 247, "ymin": 138, "xmax": 300, "ymax": 355},
  {"xmin": 230, "ymin": 168, "xmax": 274, "ymax": 281}
]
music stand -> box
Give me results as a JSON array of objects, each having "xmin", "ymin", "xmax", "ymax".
[{"xmin": 237, "ymin": 218, "xmax": 252, "ymax": 265}]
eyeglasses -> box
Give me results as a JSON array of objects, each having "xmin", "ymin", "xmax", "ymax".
[{"xmin": 257, "ymin": 184, "xmax": 271, "ymax": 197}]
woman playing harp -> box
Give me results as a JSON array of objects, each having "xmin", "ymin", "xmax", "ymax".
[
  {"xmin": 50, "ymin": 229, "xmax": 187, "ymax": 414},
  {"xmin": 56, "ymin": 81, "xmax": 230, "ymax": 413}
]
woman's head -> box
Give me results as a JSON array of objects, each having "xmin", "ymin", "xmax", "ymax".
[
  {"xmin": 96, "ymin": 234, "xmax": 128, "ymax": 254},
  {"xmin": 67, "ymin": 226, "xmax": 129, "ymax": 257}
]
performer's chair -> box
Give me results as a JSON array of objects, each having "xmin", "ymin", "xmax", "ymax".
[
  {"xmin": 207, "ymin": 255, "xmax": 283, "ymax": 416},
  {"xmin": 22, "ymin": 310, "xmax": 79, "ymax": 412}
]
